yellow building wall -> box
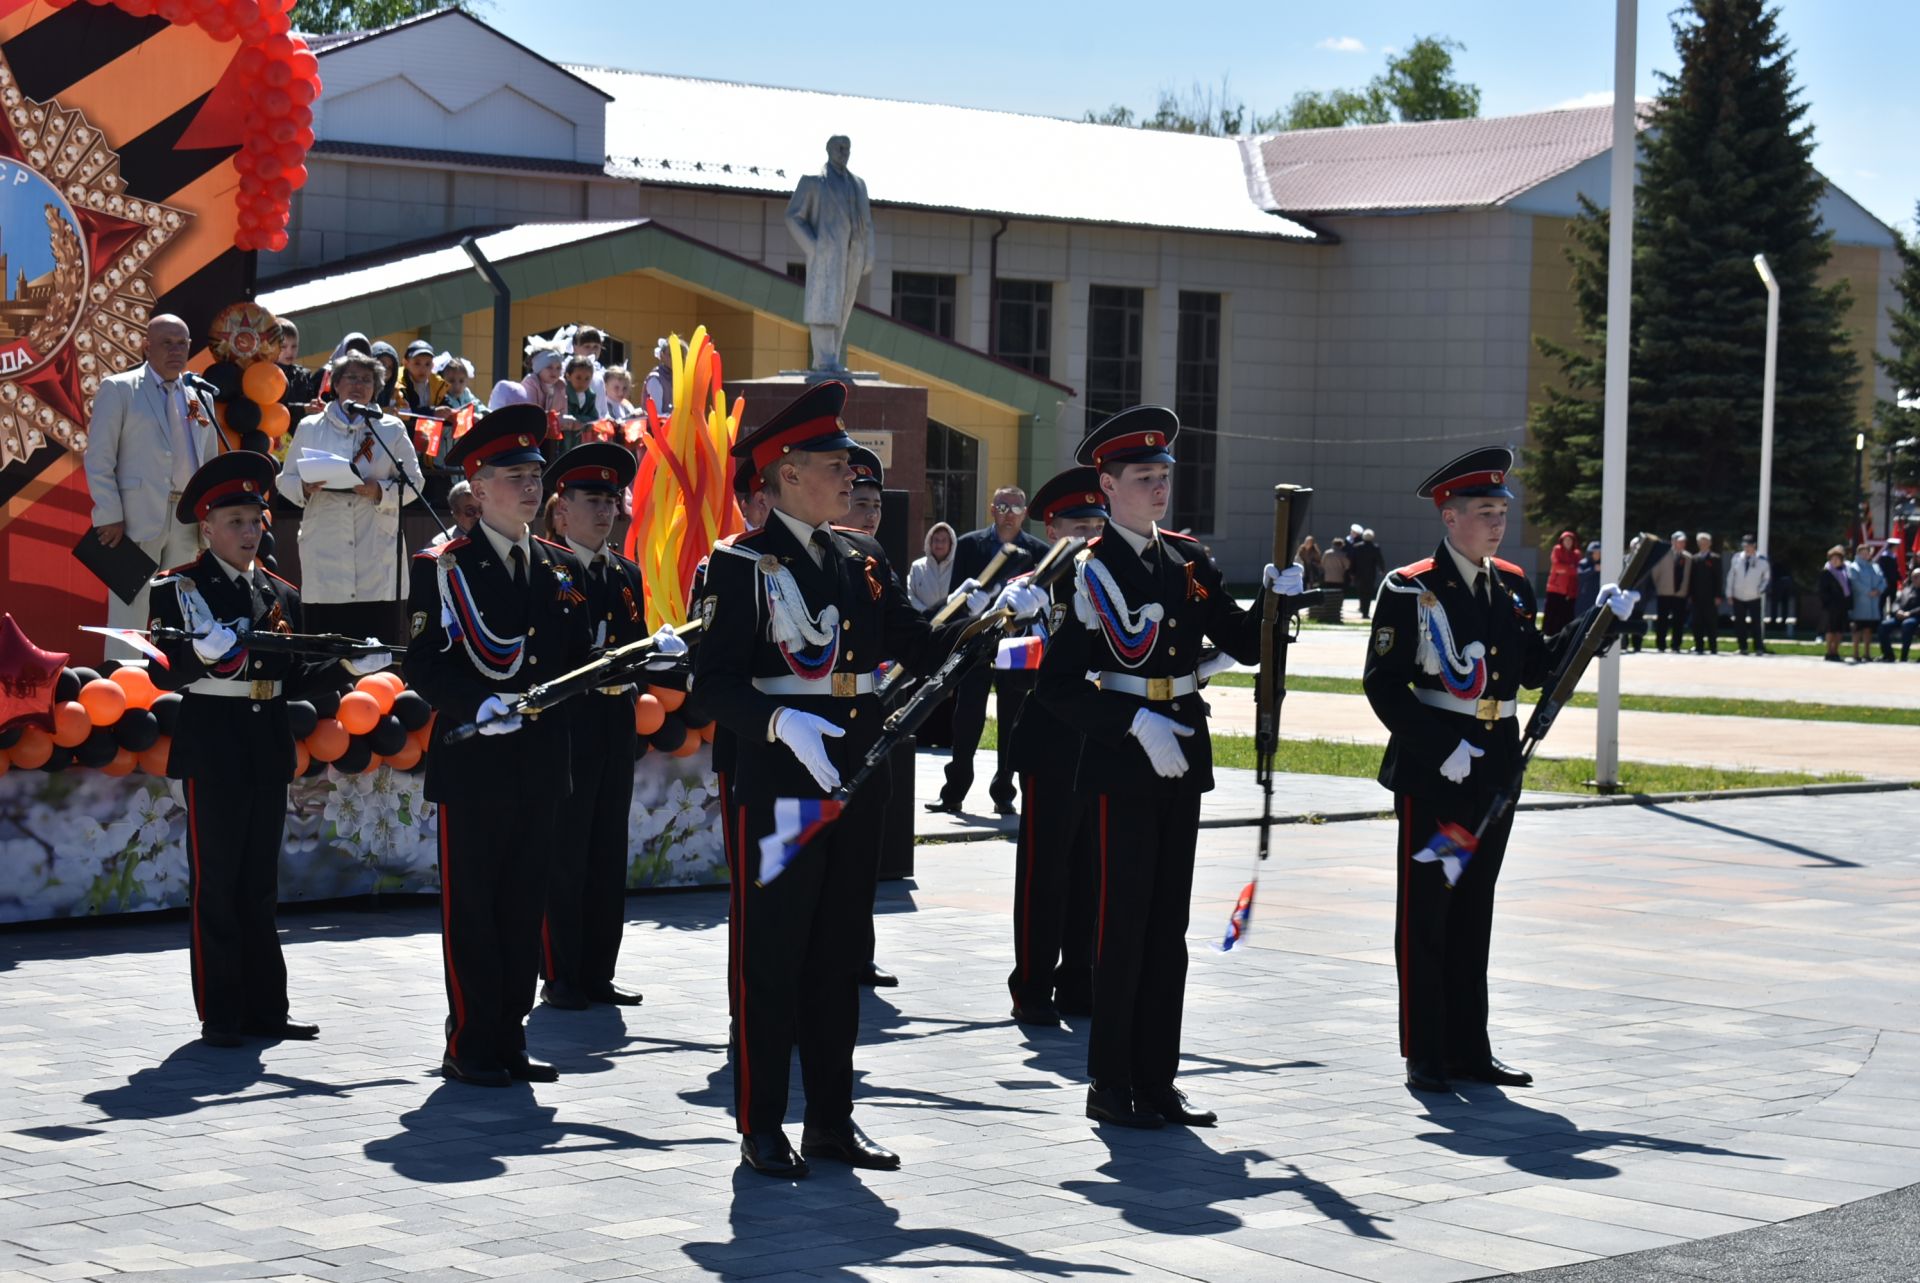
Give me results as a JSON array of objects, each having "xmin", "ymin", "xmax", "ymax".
[{"xmin": 1821, "ymin": 243, "xmax": 1889, "ymax": 432}]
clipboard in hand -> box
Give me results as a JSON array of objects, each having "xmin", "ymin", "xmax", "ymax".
[{"xmin": 72, "ymin": 528, "xmax": 159, "ymax": 606}]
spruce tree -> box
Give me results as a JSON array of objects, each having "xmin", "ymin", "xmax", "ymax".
[
  {"xmin": 1526, "ymin": 0, "xmax": 1859, "ymax": 578},
  {"xmin": 1873, "ymin": 214, "xmax": 1920, "ymax": 495}
]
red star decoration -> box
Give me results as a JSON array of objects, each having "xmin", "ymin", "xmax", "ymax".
[{"xmin": 0, "ymin": 613, "xmax": 69, "ymax": 735}]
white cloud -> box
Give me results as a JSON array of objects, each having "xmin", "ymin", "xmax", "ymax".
[
  {"xmin": 1548, "ymin": 90, "xmax": 1616, "ymax": 111},
  {"xmin": 1317, "ymin": 36, "xmax": 1367, "ymax": 53}
]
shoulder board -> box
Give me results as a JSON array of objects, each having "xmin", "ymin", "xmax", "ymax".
[
  {"xmin": 1161, "ymin": 529, "xmax": 1200, "ymax": 544},
  {"xmin": 734, "ymin": 526, "xmax": 776, "ymax": 547},
  {"xmin": 716, "ymin": 533, "xmax": 741, "ymax": 549},
  {"xmin": 1392, "ymin": 557, "xmax": 1436, "ymax": 579},
  {"xmin": 162, "ymin": 560, "xmax": 199, "ymax": 576},
  {"xmin": 533, "ymin": 535, "xmax": 570, "ymax": 553},
  {"xmin": 260, "ymin": 568, "xmax": 299, "ymax": 592},
  {"xmin": 1491, "ymin": 557, "xmax": 1524, "ymax": 577},
  {"xmin": 714, "ymin": 540, "xmax": 765, "ymax": 562},
  {"xmin": 1086, "ymin": 535, "xmax": 1103, "ymax": 548}
]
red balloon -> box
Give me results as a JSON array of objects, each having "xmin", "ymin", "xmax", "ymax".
[
  {"xmin": 289, "ymin": 50, "xmax": 318, "ymax": 81},
  {"xmin": 233, "ymin": 148, "xmax": 257, "ymax": 174},
  {"xmin": 263, "ymin": 59, "xmax": 290, "ymax": 88},
  {"xmin": 269, "ymin": 117, "xmax": 297, "ymax": 145},
  {"xmin": 262, "ymin": 88, "xmax": 293, "ymax": 117},
  {"xmin": 295, "ymin": 125, "xmax": 314, "ymax": 148},
  {"xmin": 237, "ymin": 45, "xmax": 265, "ymax": 76},
  {"xmin": 205, "ymin": 16, "xmax": 236, "ymax": 41},
  {"xmin": 265, "ymin": 176, "xmax": 291, "ymax": 201},
  {"xmin": 262, "ymin": 33, "xmax": 292, "ymax": 60},
  {"xmin": 255, "ymin": 155, "xmax": 282, "ymax": 181},
  {"xmin": 265, "ymin": 229, "xmax": 289, "ymax": 253},
  {"xmin": 287, "ymin": 78, "xmax": 316, "ymax": 107},
  {"xmin": 285, "ymin": 165, "xmax": 309, "ymax": 192},
  {"xmin": 157, "ymin": 0, "xmax": 189, "ymax": 23},
  {"xmin": 291, "ymin": 107, "xmax": 313, "ymax": 130},
  {"xmin": 276, "ymin": 140, "xmax": 303, "ymax": 168}
]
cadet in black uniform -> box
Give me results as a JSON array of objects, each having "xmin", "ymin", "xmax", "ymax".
[
  {"xmin": 1361, "ymin": 447, "xmax": 1632, "ymax": 1094},
  {"xmin": 1005, "ymin": 467, "xmax": 1107, "ymax": 1026},
  {"xmin": 538, "ymin": 442, "xmax": 668, "ymax": 1011},
  {"xmin": 693, "ymin": 381, "xmax": 1027, "ymax": 1177},
  {"xmin": 405, "ymin": 406, "xmax": 596, "ymax": 1087},
  {"xmin": 1037, "ymin": 407, "xmax": 1296, "ymax": 1129},
  {"xmin": 148, "ymin": 451, "xmax": 391, "ymax": 1047}
]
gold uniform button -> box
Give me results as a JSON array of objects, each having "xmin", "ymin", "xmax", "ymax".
[
  {"xmin": 848, "ymin": 708, "xmax": 859, "ymax": 720},
  {"xmin": 842, "ymin": 620, "xmax": 852, "ymax": 630},
  {"xmin": 844, "ymin": 652, "xmax": 855, "ymax": 663},
  {"xmin": 527, "ymin": 626, "xmax": 537, "ymax": 636},
  {"xmin": 1168, "ymin": 618, "xmax": 1178, "ymax": 628},
  {"xmin": 1489, "ymin": 645, "xmax": 1499, "ymax": 656},
  {"xmin": 1491, "ymin": 671, "xmax": 1501, "ymax": 681},
  {"xmin": 1167, "ymin": 645, "xmax": 1177, "ymax": 656},
  {"xmin": 530, "ymin": 656, "xmax": 539, "ymax": 666}
]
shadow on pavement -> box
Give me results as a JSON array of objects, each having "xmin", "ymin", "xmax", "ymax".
[
  {"xmin": 363, "ymin": 1080, "xmax": 729, "ymax": 1183},
  {"xmin": 82, "ymin": 1039, "xmax": 410, "ymax": 1121},
  {"xmin": 1062, "ymin": 1126, "xmax": 1392, "ymax": 1239},
  {"xmin": 680, "ymin": 1163, "xmax": 1130, "ymax": 1279},
  {"xmin": 1641, "ymin": 803, "xmax": 1864, "ymax": 868},
  {"xmin": 1414, "ymin": 1093, "xmax": 1776, "ymax": 1179}
]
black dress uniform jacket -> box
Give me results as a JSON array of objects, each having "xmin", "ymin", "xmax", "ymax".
[{"xmin": 950, "ymin": 526, "xmax": 1049, "ymax": 591}]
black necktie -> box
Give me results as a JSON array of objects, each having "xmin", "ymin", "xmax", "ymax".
[
  {"xmin": 510, "ymin": 545, "xmax": 527, "ymax": 589},
  {"xmin": 811, "ymin": 530, "xmax": 833, "ymax": 565},
  {"xmin": 1474, "ymin": 572, "xmax": 1491, "ymax": 614}
]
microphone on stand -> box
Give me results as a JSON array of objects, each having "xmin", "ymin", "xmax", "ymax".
[{"xmin": 342, "ymin": 400, "xmax": 385, "ymax": 421}]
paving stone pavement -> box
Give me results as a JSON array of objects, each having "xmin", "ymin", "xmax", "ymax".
[{"xmin": 2, "ymin": 790, "xmax": 1917, "ymax": 1282}]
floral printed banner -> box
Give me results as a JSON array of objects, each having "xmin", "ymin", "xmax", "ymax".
[{"xmin": 0, "ymin": 748, "xmax": 726, "ymax": 924}]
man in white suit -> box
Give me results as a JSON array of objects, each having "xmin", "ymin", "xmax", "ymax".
[{"xmin": 84, "ymin": 315, "xmax": 223, "ymax": 653}]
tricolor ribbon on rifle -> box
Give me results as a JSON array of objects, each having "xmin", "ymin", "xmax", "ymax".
[
  {"xmin": 1412, "ymin": 820, "xmax": 1479, "ymax": 888},
  {"xmin": 757, "ymin": 796, "xmax": 844, "ymax": 884}
]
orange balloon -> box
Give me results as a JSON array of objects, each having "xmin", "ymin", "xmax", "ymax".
[
  {"xmin": 337, "ymin": 690, "xmax": 380, "ymax": 735},
  {"xmin": 259, "ymin": 401, "xmax": 292, "ymax": 438},
  {"xmin": 294, "ymin": 742, "xmax": 311, "ymax": 777},
  {"xmin": 102, "ymin": 747, "xmax": 137, "ymax": 776},
  {"xmin": 242, "ymin": 359, "xmax": 289, "ymax": 404},
  {"xmin": 374, "ymin": 671, "xmax": 406, "ymax": 698},
  {"xmin": 53, "ymin": 700, "xmax": 93, "ymax": 748},
  {"xmin": 79, "ymin": 678, "xmax": 129, "ymax": 726},
  {"xmin": 633, "ymin": 693, "xmax": 666, "ymax": 735},
  {"xmin": 362, "ymin": 753, "xmax": 384, "ymax": 774},
  {"xmin": 408, "ymin": 725, "xmax": 432, "ymax": 753},
  {"xmin": 11, "ymin": 726, "xmax": 53, "ymax": 769},
  {"xmin": 700, "ymin": 720, "xmax": 717, "ymax": 743},
  {"xmin": 384, "ymin": 739, "xmax": 421, "ymax": 770},
  {"xmin": 139, "ymin": 736, "xmax": 172, "ymax": 776},
  {"xmin": 670, "ymin": 735, "xmax": 702, "ymax": 758},
  {"xmin": 648, "ymin": 684, "xmax": 686, "ymax": 713},
  {"xmin": 109, "ymin": 665, "xmax": 159, "ymax": 710},
  {"xmin": 307, "ymin": 718, "xmax": 349, "ymax": 762},
  {"xmin": 355, "ymin": 674, "xmax": 397, "ymax": 715}
]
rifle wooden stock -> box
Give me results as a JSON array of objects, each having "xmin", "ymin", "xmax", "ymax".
[{"xmin": 440, "ymin": 618, "xmax": 704, "ymax": 744}]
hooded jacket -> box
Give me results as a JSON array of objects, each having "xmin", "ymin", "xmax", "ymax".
[{"xmin": 907, "ymin": 521, "xmax": 958, "ymax": 614}]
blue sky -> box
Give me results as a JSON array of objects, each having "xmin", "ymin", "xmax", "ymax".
[{"xmin": 484, "ymin": 0, "xmax": 1914, "ymax": 234}]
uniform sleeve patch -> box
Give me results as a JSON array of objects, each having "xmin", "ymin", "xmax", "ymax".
[
  {"xmin": 1373, "ymin": 625, "xmax": 1396, "ymax": 656},
  {"xmin": 411, "ymin": 610, "xmax": 428, "ymax": 639}
]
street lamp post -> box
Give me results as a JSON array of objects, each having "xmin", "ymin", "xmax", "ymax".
[
  {"xmin": 1752, "ymin": 254, "xmax": 1778, "ymax": 562},
  {"xmin": 1595, "ymin": 0, "xmax": 1637, "ymax": 792},
  {"xmin": 1857, "ymin": 431, "xmax": 1868, "ymax": 547}
]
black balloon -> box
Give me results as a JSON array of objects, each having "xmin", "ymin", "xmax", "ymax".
[
  {"xmin": 648, "ymin": 717, "xmax": 687, "ymax": 753},
  {"xmin": 42, "ymin": 746, "xmax": 74, "ymax": 772},
  {"xmin": 632, "ymin": 737, "xmax": 650, "ymax": 762},
  {"xmin": 113, "ymin": 708, "xmax": 160, "ymax": 752},
  {"xmin": 0, "ymin": 726, "xmax": 19, "ymax": 749},
  {"xmin": 239, "ymin": 430, "xmax": 272, "ymax": 456},
  {"xmin": 309, "ymin": 689, "xmax": 341, "ymax": 719},
  {"xmin": 55, "ymin": 668, "xmax": 80, "ymax": 702},
  {"xmin": 678, "ymin": 705, "xmax": 713, "ymax": 732},
  {"xmin": 224, "ymin": 397, "xmax": 262, "ymax": 433},
  {"xmin": 205, "ymin": 360, "xmax": 243, "ymax": 400},
  {"xmin": 391, "ymin": 689, "xmax": 431, "ymax": 731},
  {"xmin": 304, "ymin": 753, "xmax": 328, "ymax": 778},
  {"xmin": 151, "ymin": 692, "xmax": 183, "ymax": 736},
  {"xmin": 96, "ymin": 658, "xmax": 122, "ymax": 677},
  {"xmin": 69, "ymin": 667, "xmax": 101, "ymax": 689},
  {"xmin": 285, "ymin": 699, "xmax": 317, "ymax": 739},
  {"xmin": 369, "ymin": 714, "xmax": 408, "ymax": 756},
  {"xmin": 334, "ymin": 738, "xmax": 373, "ymax": 774},
  {"xmin": 76, "ymin": 728, "xmax": 119, "ymax": 768}
]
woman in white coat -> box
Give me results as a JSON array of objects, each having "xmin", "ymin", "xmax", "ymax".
[{"xmin": 277, "ymin": 350, "xmax": 425, "ymax": 642}]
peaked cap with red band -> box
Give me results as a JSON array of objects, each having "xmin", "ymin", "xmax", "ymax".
[
  {"xmin": 1030, "ymin": 465, "xmax": 1107, "ymax": 524},
  {"xmin": 731, "ymin": 379, "xmax": 858, "ymax": 477},
  {"xmin": 848, "ymin": 444, "xmax": 884, "ymax": 489},
  {"xmin": 732, "ymin": 456, "xmax": 764, "ymax": 499},
  {"xmin": 446, "ymin": 404, "xmax": 549, "ymax": 478},
  {"xmin": 1076, "ymin": 404, "xmax": 1178, "ymax": 469},
  {"xmin": 177, "ymin": 450, "xmax": 277, "ymax": 524},
  {"xmin": 544, "ymin": 441, "xmax": 636, "ymax": 496},
  {"xmin": 1417, "ymin": 445, "xmax": 1516, "ymax": 507}
]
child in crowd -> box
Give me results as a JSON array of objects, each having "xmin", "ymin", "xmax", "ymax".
[
  {"xmin": 602, "ymin": 365, "xmax": 636, "ymax": 420},
  {"xmin": 436, "ymin": 354, "xmax": 480, "ymax": 410}
]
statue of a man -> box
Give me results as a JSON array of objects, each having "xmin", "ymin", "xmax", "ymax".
[{"xmin": 785, "ymin": 135, "xmax": 874, "ymax": 375}]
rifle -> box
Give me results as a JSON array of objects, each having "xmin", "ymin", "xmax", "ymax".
[
  {"xmin": 876, "ymin": 541, "xmax": 1016, "ymax": 705},
  {"xmin": 440, "ymin": 618, "xmax": 704, "ymax": 744},
  {"xmin": 82, "ymin": 623, "xmax": 390, "ymax": 661},
  {"xmin": 1221, "ymin": 484, "xmax": 1319, "ymax": 949},
  {"xmin": 1417, "ymin": 531, "xmax": 1662, "ymax": 887},
  {"xmin": 831, "ymin": 535, "xmax": 1083, "ymax": 805}
]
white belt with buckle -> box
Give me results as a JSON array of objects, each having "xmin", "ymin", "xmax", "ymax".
[
  {"xmin": 752, "ymin": 671, "xmax": 877, "ymax": 698},
  {"xmin": 1414, "ymin": 687, "xmax": 1516, "ymax": 721},
  {"xmin": 1096, "ymin": 671, "xmax": 1199, "ymax": 701},
  {"xmin": 188, "ymin": 676, "xmax": 283, "ymax": 699}
]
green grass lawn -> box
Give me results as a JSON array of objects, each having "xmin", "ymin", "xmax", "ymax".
[
  {"xmin": 977, "ymin": 722, "xmax": 1865, "ymax": 794},
  {"xmin": 1204, "ymin": 672, "xmax": 1920, "ymax": 726}
]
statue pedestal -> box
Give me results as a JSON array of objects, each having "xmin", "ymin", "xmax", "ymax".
[{"xmin": 734, "ymin": 376, "xmax": 930, "ymax": 545}]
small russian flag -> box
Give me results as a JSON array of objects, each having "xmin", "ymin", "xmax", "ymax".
[
  {"xmin": 1413, "ymin": 820, "xmax": 1479, "ymax": 887},
  {"xmin": 758, "ymin": 796, "xmax": 844, "ymax": 884},
  {"xmin": 994, "ymin": 637, "xmax": 1044, "ymax": 670},
  {"xmin": 78, "ymin": 626, "xmax": 169, "ymax": 669},
  {"xmin": 1219, "ymin": 881, "xmax": 1255, "ymax": 950}
]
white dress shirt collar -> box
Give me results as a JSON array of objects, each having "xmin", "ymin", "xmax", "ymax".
[
  {"xmin": 477, "ymin": 518, "xmax": 531, "ymax": 567},
  {"xmin": 1443, "ymin": 537, "xmax": 1490, "ymax": 585},
  {"xmin": 210, "ymin": 552, "xmax": 255, "ymax": 586},
  {"xmin": 772, "ymin": 505, "xmax": 834, "ymax": 566},
  {"xmin": 566, "ymin": 536, "xmax": 609, "ymax": 568},
  {"xmin": 1109, "ymin": 520, "xmax": 1159, "ymax": 558}
]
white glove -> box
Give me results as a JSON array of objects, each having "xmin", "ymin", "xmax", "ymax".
[
  {"xmin": 476, "ymin": 694, "xmax": 523, "ymax": 737},
  {"xmin": 1195, "ymin": 650, "xmax": 1238, "ymax": 682},
  {"xmin": 945, "ymin": 577, "xmax": 990, "ymax": 616},
  {"xmin": 994, "ymin": 581, "xmax": 1048, "ymax": 621},
  {"xmin": 1438, "ymin": 738, "xmax": 1485, "ymax": 784},
  {"xmin": 644, "ymin": 621, "xmax": 688, "ymax": 671},
  {"xmin": 772, "ymin": 707, "xmax": 845, "ymax": 791},
  {"xmin": 1595, "ymin": 584, "xmax": 1639, "ymax": 621},
  {"xmin": 1128, "ymin": 708, "xmax": 1195, "ymax": 779},
  {"xmin": 343, "ymin": 641, "xmax": 391, "ymax": 676},
  {"xmin": 192, "ymin": 622, "xmax": 238, "ymax": 663},
  {"xmin": 1264, "ymin": 562, "xmax": 1306, "ymax": 596}
]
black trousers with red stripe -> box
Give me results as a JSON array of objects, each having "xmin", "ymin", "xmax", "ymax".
[
  {"xmin": 184, "ymin": 775, "xmax": 291, "ymax": 1030},
  {"xmin": 729, "ymin": 775, "xmax": 888, "ymax": 1134},
  {"xmin": 1394, "ymin": 792, "xmax": 1514, "ymax": 1070},
  {"xmin": 439, "ymin": 793, "xmax": 554, "ymax": 1066},
  {"xmin": 1087, "ymin": 789, "xmax": 1201, "ymax": 1093},
  {"xmin": 542, "ymin": 697, "xmax": 638, "ymax": 992},
  {"xmin": 1008, "ymin": 770, "xmax": 1096, "ymax": 1009}
]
